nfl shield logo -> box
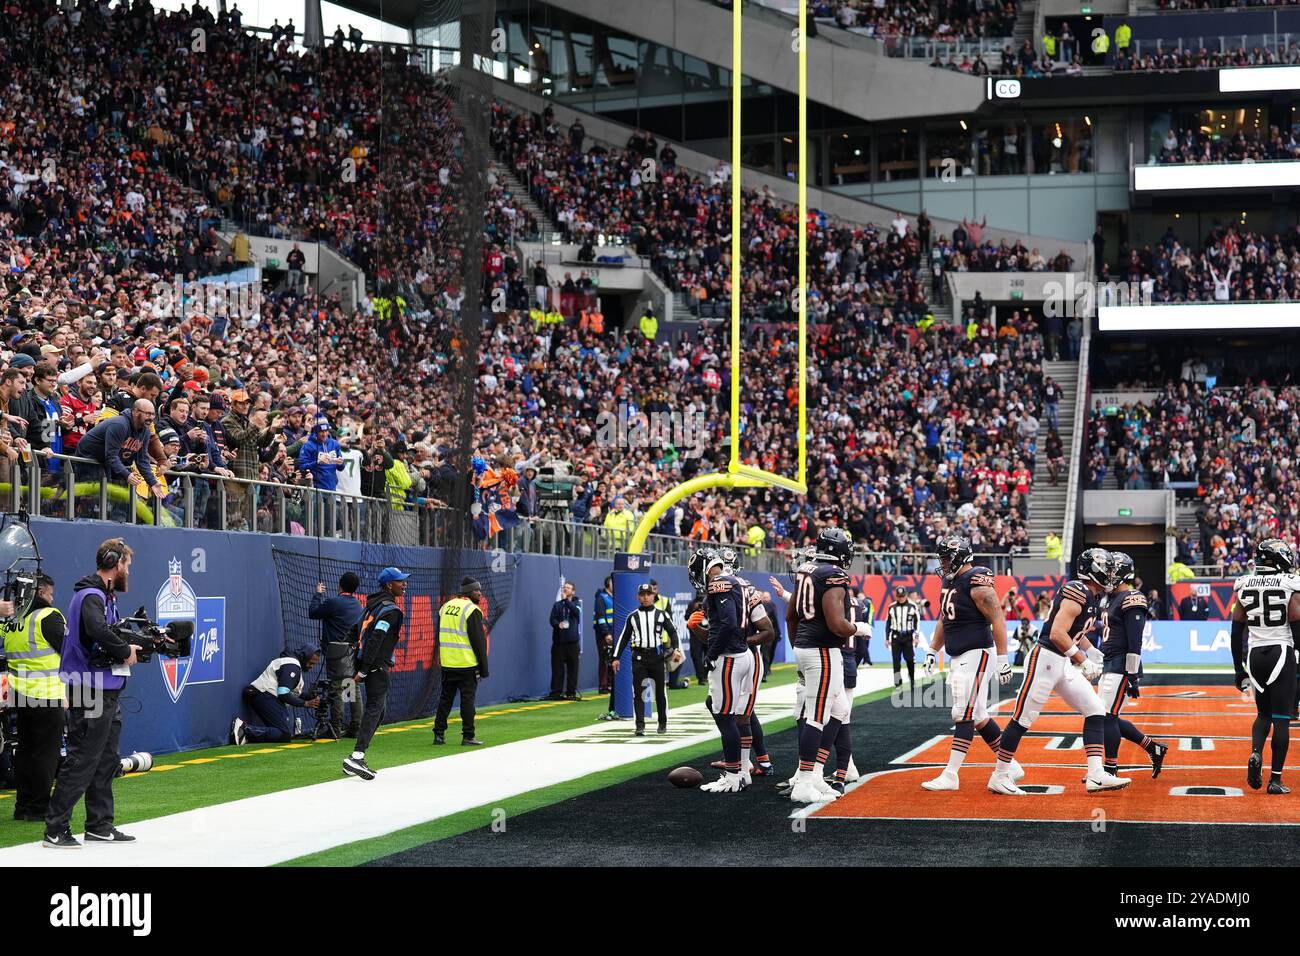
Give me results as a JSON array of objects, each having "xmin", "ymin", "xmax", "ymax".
[{"xmin": 156, "ymin": 558, "xmax": 225, "ymax": 702}]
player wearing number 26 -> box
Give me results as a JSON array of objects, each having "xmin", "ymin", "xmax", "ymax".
[{"xmin": 1231, "ymin": 538, "xmax": 1300, "ymax": 795}]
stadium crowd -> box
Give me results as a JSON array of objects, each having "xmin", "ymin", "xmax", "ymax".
[
  {"xmin": 1087, "ymin": 379, "xmax": 1300, "ymax": 575},
  {"xmin": 1108, "ymin": 223, "xmax": 1300, "ymax": 303},
  {"xmin": 0, "ymin": 0, "xmax": 1058, "ymax": 559},
  {"xmin": 1155, "ymin": 126, "xmax": 1300, "ymax": 164}
]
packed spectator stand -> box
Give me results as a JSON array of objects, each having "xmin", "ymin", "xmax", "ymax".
[
  {"xmin": 0, "ymin": 0, "xmax": 1057, "ymax": 567},
  {"xmin": 1087, "ymin": 379, "xmax": 1300, "ymax": 577}
]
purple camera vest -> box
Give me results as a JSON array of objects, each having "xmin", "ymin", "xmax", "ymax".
[{"xmin": 59, "ymin": 585, "xmax": 124, "ymax": 692}]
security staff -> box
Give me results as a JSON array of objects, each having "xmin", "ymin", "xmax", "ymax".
[
  {"xmin": 434, "ymin": 576, "xmax": 490, "ymax": 747},
  {"xmin": 309, "ymin": 572, "xmax": 364, "ymax": 738},
  {"xmin": 612, "ymin": 583, "xmax": 679, "ymax": 736},
  {"xmin": 594, "ymin": 576, "xmax": 615, "ymax": 694},
  {"xmin": 886, "ymin": 586, "xmax": 922, "ymax": 688},
  {"xmin": 343, "ymin": 567, "xmax": 410, "ymax": 780},
  {"xmin": 4, "ymin": 574, "xmax": 60, "ymax": 822},
  {"xmin": 232, "ymin": 646, "xmax": 321, "ymax": 745},
  {"xmin": 45, "ymin": 538, "xmax": 141, "ymax": 848}
]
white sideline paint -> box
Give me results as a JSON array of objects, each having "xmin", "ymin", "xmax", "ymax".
[{"xmin": 0, "ymin": 668, "xmax": 897, "ymax": 867}]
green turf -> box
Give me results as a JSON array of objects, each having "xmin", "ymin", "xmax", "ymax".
[
  {"xmin": 283, "ymin": 683, "xmax": 899, "ymax": 867},
  {"xmin": 0, "ymin": 665, "xmax": 799, "ymax": 848}
]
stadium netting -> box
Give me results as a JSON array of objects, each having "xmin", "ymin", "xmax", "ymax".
[{"xmin": 271, "ymin": 546, "xmax": 516, "ymax": 729}]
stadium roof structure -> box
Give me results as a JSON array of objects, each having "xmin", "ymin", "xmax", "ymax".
[{"xmin": 322, "ymin": 0, "xmax": 484, "ymax": 30}]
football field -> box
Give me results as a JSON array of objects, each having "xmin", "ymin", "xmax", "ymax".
[{"xmin": 2, "ymin": 667, "xmax": 1288, "ymax": 867}]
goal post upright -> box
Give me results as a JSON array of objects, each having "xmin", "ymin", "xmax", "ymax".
[{"xmin": 613, "ymin": 1, "xmax": 809, "ymax": 718}]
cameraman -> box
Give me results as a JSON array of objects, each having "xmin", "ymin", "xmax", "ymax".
[
  {"xmin": 230, "ymin": 646, "xmax": 321, "ymax": 745},
  {"xmin": 309, "ymin": 572, "xmax": 364, "ymax": 738},
  {"xmin": 342, "ymin": 567, "xmax": 410, "ymax": 781},
  {"xmin": 44, "ymin": 538, "xmax": 141, "ymax": 848}
]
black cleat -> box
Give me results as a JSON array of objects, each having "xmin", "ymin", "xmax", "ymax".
[
  {"xmin": 461, "ymin": 737, "xmax": 484, "ymax": 746},
  {"xmin": 1268, "ymin": 779, "xmax": 1291, "ymax": 795},
  {"xmin": 85, "ymin": 826, "xmax": 135, "ymax": 843},
  {"xmin": 433, "ymin": 733, "xmax": 446, "ymax": 745},
  {"xmin": 43, "ymin": 829, "xmax": 81, "ymax": 849},
  {"xmin": 1248, "ymin": 751, "xmax": 1264, "ymax": 791},
  {"xmin": 828, "ymin": 779, "xmax": 846, "ymax": 794},
  {"xmin": 342, "ymin": 756, "xmax": 376, "ymax": 780},
  {"xmin": 657, "ymin": 724, "xmax": 668, "ymax": 734},
  {"xmin": 634, "ymin": 727, "xmax": 645, "ymax": 737},
  {"xmin": 1149, "ymin": 741, "xmax": 1168, "ymax": 778}
]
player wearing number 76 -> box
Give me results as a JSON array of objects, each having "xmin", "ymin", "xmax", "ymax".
[{"xmin": 920, "ymin": 535, "xmax": 1023, "ymax": 792}]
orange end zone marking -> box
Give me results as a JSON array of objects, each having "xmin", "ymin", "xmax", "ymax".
[
  {"xmin": 992, "ymin": 686, "xmax": 1248, "ymax": 716},
  {"xmin": 899, "ymin": 734, "xmax": 1265, "ymax": 768},
  {"xmin": 813, "ymin": 766, "xmax": 1300, "ymax": 825}
]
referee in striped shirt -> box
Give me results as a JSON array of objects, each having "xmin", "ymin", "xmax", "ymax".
[
  {"xmin": 612, "ymin": 583, "xmax": 679, "ymax": 736},
  {"xmin": 887, "ymin": 586, "xmax": 922, "ymax": 689}
]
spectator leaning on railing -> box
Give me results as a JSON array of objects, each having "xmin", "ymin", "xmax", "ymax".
[{"xmin": 75, "ymin": 399, "xmax": 163, "ymax": 504}]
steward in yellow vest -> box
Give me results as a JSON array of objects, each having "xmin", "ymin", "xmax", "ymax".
[
  {"xmin": 3, "ymin": 573, "xmax": 67, "ymax": 819},
  {"xmin": 434, "ymin": 577, "xmax": 490, "ymax": 746}
]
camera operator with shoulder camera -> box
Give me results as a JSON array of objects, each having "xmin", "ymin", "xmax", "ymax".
[
  {"xmin": 44, "ymin": 538, "xmax": 141, "ymax": 849},
  {"xmin": 310, "ymin": 572, "xmax": 364, "ymax": 738},
  {"xmin": 230, "ymin": 646, "xmax": 321, "ymax": 746}
]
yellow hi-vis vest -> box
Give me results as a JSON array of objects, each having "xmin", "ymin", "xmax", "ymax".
[
  {"xmin": 3, "ymin": 607, "xmax": 65, "ymax": 700},
  {"xmin": 438, "ymin": 597, "xmax": 481, "ymax": 669}
]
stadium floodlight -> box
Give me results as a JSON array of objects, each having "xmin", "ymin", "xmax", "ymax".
[
  {"xmin": 1098, "ymin": 301, "xmax": 1300, "ymax": 332},
  {"xmin": 1219, "ymin": 66, "xmax": 1300, "ymax": 93},
  {"xmin": 629, "ymin": 0, "xmax": 809, "ymax": 552},
  {"xmin": 1133, "ymin": 161, "xmax": 1300, "ymax": 192}
]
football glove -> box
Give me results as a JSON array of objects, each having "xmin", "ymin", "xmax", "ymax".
[
  {"xmin": 923, "ymin": 652, "xmax": 937, "ymax": 678},
  {"xmin": 853, "ymin": 621, "xmax": 871, "ymax": 638},
  {"xmin": 1080, "ymin": 658, "xmax": 1102, "ymax": 682},
  {"xmin": 687, "ymin": 610, "xmax": 705, "ymax": 630},
  {"xmin": 996, "ymin": 655, "xmax": 1012, "ymax": 686},
  {"xmin": 1125, "ymin": 674, "xmax": 1141, "ymax": 699},
  {"xmin": 1124, "ymin": 652, "xmax": 1141, "ymax": 676}
]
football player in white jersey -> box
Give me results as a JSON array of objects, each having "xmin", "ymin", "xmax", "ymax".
[{"xmin": 1231, "ymin": 539, "xmax": 1300, "ymax": 794}]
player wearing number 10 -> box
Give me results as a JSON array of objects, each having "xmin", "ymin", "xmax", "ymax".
[{"xmin": 1231, "ymin": 538, "xmax": 1300, "ymax": 795}]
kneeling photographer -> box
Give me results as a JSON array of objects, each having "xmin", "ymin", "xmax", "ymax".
[
  {"xmin": 230, "ymin": 646, "xmax": 321, "ymax": 745},
  {"xmin": 44, "ymin": 538, "xmax": 142, "ymax": 848}
]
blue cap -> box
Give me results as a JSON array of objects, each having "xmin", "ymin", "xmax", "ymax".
[{"xmin": 377, "ymin": 567, "xmax": 410, "ymax": 585}]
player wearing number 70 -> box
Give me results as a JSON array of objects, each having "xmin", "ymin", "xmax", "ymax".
[{"xmin": 920, "ymin": 535, "xmax": 1024, "ymax": 792}]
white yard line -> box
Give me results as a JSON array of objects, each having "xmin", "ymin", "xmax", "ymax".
[{"xmin": 0, "ymin": 669, "xmax": 896, "ymax": 867}]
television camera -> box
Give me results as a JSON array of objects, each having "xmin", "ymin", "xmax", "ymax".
[{"xmin": 93, "ymin": 608, "xmax": 194, "ymax": 667}]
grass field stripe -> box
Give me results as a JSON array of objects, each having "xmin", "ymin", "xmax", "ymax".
[
  {"xmin": 0, "ymin": 665, "xmax": 811, "ymax": 853},
  {"xmin": 0, "ymin": 667, "xmax": 868, "ymax": 866},
  {"xmin": 292, "ymin": 680, "xmax": 903, "ymax": 867}
]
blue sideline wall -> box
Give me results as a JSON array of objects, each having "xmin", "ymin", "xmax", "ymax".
[
  {"xmin": 23, "ymin": 520, "xmax": 1231, "ymax": 756},
  {"xmin": 24, "ymin": 520, "xmax": 738, "ymax": 756}
]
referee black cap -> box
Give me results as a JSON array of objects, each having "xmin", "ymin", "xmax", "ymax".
[
  {"xmin": 894, "ymin": 585, "xmax": 907, "ymax": 597},
  {"xmin": 638, "ymin": 583, "xmax": 654, "ymax": 595}
]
